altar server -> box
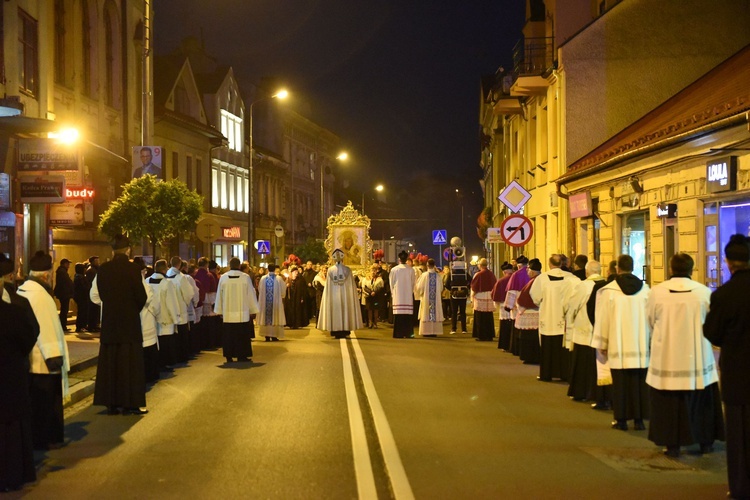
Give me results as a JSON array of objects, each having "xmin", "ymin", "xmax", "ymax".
[
  {"xmin": 258, "ymin": 264, "xmax": 287, "ymax": 341},
  {"xmin": 214, "ymin": 257, "xmax": 260, "ymax": 363},
  {"xmin": 389, "ymin": 251, "xmax": 415, "ymax": 338}
]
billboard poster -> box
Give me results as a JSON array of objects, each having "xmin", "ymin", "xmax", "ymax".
[
  {"xmin": 132, "ymin": 146, "xmax": 164, "ymax": 179},
  {"xmin": 17, "ymin": 138, "xmax": 80, "ymax": 172},
  {"xmin": 50, "ymin": 199, "xmax": 85, "ymax": 226}
]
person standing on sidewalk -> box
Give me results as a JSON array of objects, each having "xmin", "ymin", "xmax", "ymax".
[
  {"xmin": 591, "ymin": 254, "xmax": 651, "ymax": 431},
  {"xmin": 214, "ymin": 257, "xmax": 259, "ymax": 363},
  {"xmin": 85, "ymin": 256, "xmax": 100, "ymax": 332},
  {"xmin": 257, "ymin": 264, "xmax": 287, "ymax": 341},
  {"xmin": 90, "ymin": 235, "xmax": 149, "ymax": 415},
  {"xmin": 703, "ymin": 234, "xmax": 750, "ymax": 499},
  {"xmin": 647, "ymin": 252, "xmax": 723, "ymax": 458},
  {"xmin": 389, "ymin": 251, "xmax": 416, "ymax": 338},
  {"xmin": 18, "ymin": 251, "xmax": 70, "ymax": 450},
  {"xmin": 54, "ymin": 258, "xmax": 73, "ymax": 332}
]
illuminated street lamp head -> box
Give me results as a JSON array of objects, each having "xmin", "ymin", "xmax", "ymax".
[
  {"xmin": 375, "ymin": 184, "xmax": 384, "ymax": 192},
  {"xmin": 336, "ymin": 152, "xmax": 348, "ymax": 161},
  {"xmin": 49, "ymin": 127, "xmax": 80, "ymax": 145},
  {"xmin": 273, "ymin": 89, "xmax": 289, "ymax": 100}
]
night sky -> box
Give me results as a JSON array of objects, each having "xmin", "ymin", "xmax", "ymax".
[{"xmin": 155, "ymin": 0, "xmax": 525, "ymax": 256}]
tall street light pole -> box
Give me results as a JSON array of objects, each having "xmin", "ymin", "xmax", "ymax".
[
  {"xmin": 320, "ymin": 152, "xmax": 348, "ymax": 238},
  {"xmin": 362, "ymin": 183, "xmax": 384, "ymax": 215},
  {"xmin": 456, "ymin": 188, "xmax": 465, "ymax": 245},
  {"xmin": 248, "ymin": 89, "xmax": 288, "ymax": 264}
]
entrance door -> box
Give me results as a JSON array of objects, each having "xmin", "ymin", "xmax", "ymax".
[
  {"xmin": 664, "ymin": 218, "xmax": 678, "ymax": 276},
  {"xmin": 704, "ymin": 203, "xmax": 719, "ymax": 290},
  {"xmin": 621, "ymin": 211, "xmax": 649, "ymax": 282}
]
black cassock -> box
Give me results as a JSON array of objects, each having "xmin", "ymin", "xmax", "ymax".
[
  {"xmin": 0, "ymin": 299, "xmax": 39, "ymax": 491},
  {"xmin": 284, "ymin": 278, "xmax": 308, "ymax": 329},
  {"xmin": 93, "ymin": 254, "xmax": 148, "ymax": 409}
]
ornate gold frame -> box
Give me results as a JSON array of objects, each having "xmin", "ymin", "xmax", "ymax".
[{"xmin": 325, "ymin": 201, "xmax": 372, "ymax": 272}]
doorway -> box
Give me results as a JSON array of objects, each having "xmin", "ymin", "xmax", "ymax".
[{"xmin": 620, "ymin": 211, "xmax": 649, "ymax": 282}]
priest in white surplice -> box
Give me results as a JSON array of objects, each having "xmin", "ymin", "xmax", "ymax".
[
  {"xmin": 317, "ymin": 249, "xmax": 363, "ymax": 339},
  {"xmin": 415, "ymin": 258, "xmax": 444, "ymax": 336},
  {"xmin": 389, "ymin": 251, "xmax": 415, "ymax": 338},
  {"xmin": 646, "ymin": 253, "xmax": 723, "ymax": 457},
  {"xmin": 214, "ymin": 257, "xmax": 260, "ymax": 363},
  {"xmin": 591, "ymin": 254, "xmax": 651, "ymax": 431},
  {"xmin": 258, "ymin": 264, "xmax": 287, "ymax": 341},
  {"xmin": 530, "ymin": 254, "xmax": 578, "ymax": 382}
]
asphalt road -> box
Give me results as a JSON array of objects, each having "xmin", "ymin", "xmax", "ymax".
[{"xmin": 8, "ymin": 323, "xmax": 729, "ymax": 499}]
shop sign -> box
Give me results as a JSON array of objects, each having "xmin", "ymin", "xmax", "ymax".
[
  {"xmin": 66, "ymin": 188, "xmax": 95, "ymax": 199},
  {"xmin": 17, "ymin": 138, "xmax": 80, "ymax": 172},
  {"xmin": 706, "ymin": 156, "xmax": 737, "ymax": 194},
  {"xmin": 487, "ymin": 228, "xmax": 504, "ymax": 244},
  {"xmin": 656, "ymin": 203, "xmax": 677, "ymax": 218},
  {"xmin": 0, "ymin": 173, "xmax": 9, "ymax": 209},
  {"xmin": 19, "ymin": 176, "xmax": 65, "ymax": 203},
  {"xmin": 50, "ymin": 199, "xmax": 85, "ymax": 226},
  {"xmin": 222, "ymin": 226, "xmax": 242, "ymax": 239},
  {"xmin": 569, "ymin": 191, "xmax": 593, "ymax": 218}
]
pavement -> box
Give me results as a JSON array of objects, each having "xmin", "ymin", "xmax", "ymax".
[{"xmin": 63, "ymin": 327, "xmax": 100, "ymax": 409}]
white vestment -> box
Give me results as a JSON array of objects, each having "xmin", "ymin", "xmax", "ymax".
[
  {"xmin": 591, "ymin": 278, "xmax": 651, "ymax": 369},
  {"xmin": 166, "ymin": 267, "xmax": 195, "ymax": 326},
  {"xmin": 214, "ymin": 270, "xmax": 260, "ymax": 323},
  {"xmin": 389, "ymin": 264, "xmax": 415, "ymax": 315},
  {"xmin": 529, "ymin": 268, "xmax": 579, "ymax": 337},
  {"xmin": 258, "ymin": 272, "xmax": 287, "ymax": 338},
  {"xmin": 645, "ymin": 277, "xmax": 718, "ymax": 390},
  {"xmin": 18, "ymin": 279, "xmax": 70, "ymax": 398},
  {"xmin": 416, "ymin": 269, "xmax": 444, "ymax": 335},
  {"xmin": 317, "ymin": 263, "xmax": 363, "ymax": 332},
  {"xmin": 563, "ymin": 274, "xmax": 604, "ymax": 348},
  {"xmin": 140, "ymin": 278, "xmax": 158, "ymax": 348}
]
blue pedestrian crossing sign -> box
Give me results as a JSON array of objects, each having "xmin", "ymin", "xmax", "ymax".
[
  {"xmin": 432, "ymin": 229, "xmax": 448, "ymax": 245},
  {"xmin": 256, "ymin": 240, "xmax": 271, "ymax": 254}
]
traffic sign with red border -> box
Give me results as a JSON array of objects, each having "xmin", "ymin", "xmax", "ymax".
[{"xmin": 500, "ymin": 214, "xmax": 533, "ymax": 247}]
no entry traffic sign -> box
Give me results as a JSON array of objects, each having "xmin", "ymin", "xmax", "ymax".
[{"xmin": 500, "ymin": 214, "xmax": 533, "ymax": 247}]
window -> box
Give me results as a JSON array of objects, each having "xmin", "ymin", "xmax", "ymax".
[
  {"xmin": 211, "ymin": 166, "xmax": 219, "ymax": 208},
  {"xmin": 172, "ymin": 152, "xmax": 178, "ymax": 180},
  {"xmin": 54, "ymin": 0, "xmax": 66, "ymax": 84},
  {"xmin": 220, "ymin": 171, "xmax": 227, "ymax": 209},
  {"xmin": 186, "ymin": 156, "xmax": 193, "ymax": 190},
  {"xmin": 220, "ymin": 110, "xmax": 243, "ymax": 152},
  {"xmin": 18, "ymin": 9, "xmax": 39, "ymax": 96},
  {"xmin": 228, "ymin": 173, "xmax": 235, "ymax": 211},
  {"xmin": 81, "ymin": 0, "xmax": 92, "ymax": 96},
  {"xmin": 244, "ymin": 177, "xmax": 249, "ymax": 213},
  {"xmin": 236, "ymin": 173, "xmax": 243, "ymax": 212},
  {"xmin": 196, "ymin": 158, "xmax": 202, "ymax": 195}
]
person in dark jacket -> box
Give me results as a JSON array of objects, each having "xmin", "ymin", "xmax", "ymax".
[
  {"xmin": 73, "ymin": 263, "xmax": 90, "ymax": 333},
  {"xmin": 0, "ymin": 254, "xmax": 39, "ymax": 492},
  {"xmin": 90, "ymin": 236, "xmax": 148, "ymax": 415},
  {"xmin": 704, "ymin": 234, "xmax": 750, "ymax": 500},
  {"xmin": 54, "ymin": 258, "xmax": 74, "ymax": 331},
  {"xmin": 284, "ymin": 266, "xmax": 308, "ymax": 329}
]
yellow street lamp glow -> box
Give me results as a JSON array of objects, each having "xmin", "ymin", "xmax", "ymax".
[
  {"xmin": 375, "ymin": 184, "xmax": 384, "ymax": 192},
  {"xmin": 336, "ymin": 152, "xmax": 348, "ymax": 161},
  {"xmin": 49, "ymin": 127, "xmax": 80, "ymax": 144},
  {"xmin": 273, "ymin": 89, "xmax": 289, "ymax": 100}
]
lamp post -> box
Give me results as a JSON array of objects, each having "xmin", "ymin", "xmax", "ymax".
[
  {"xmin": 248, "ymin": 89, "xmax": 287, "ymax": 264},
  {"xmin": 362, "ymin": 183, "xmax": 384, "ymax": 215},
  {"xmin": 456, "ymin": 188, "xmax": 465, "ymax": 246},
  {"xmin": 320, "ymin": 152, "xmax": 348, "ymax": 238}
]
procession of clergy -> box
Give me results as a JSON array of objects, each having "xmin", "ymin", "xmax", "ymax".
[{"xmin": 3, "ymin": 234, "xmax": 749, "ymax": 497}]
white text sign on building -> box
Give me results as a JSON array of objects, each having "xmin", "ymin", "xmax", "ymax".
[
  {"xmin": 17, "ymin": 138, "xmax": 80, "ymax": 172},
  {"xmin": 706, "ymin": 156, "xmax": 737, "ymax": 194}
]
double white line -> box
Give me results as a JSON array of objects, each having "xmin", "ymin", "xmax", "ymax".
[{"xmin": 340, "ymin": 334, "xmax": 415, "ymax": 500}]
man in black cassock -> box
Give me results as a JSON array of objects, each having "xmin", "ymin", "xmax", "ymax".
[
  {"xmin": 91, "ymin": 235, "xmax": 148, "ymax": 415},
  {"xmin": 285, "ymin": 266, "xmax": 308, "ymax": 329}
]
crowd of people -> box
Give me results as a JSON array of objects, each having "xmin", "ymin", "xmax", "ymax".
[{"xmin": 3, "ymin": 235, "xmax": 749, "ymax": 497}]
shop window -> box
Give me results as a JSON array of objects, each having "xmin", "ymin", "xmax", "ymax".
[
  {"xmin": 621, "ymin": 212, "xmax": 648, "ymax": 281},
  {"xmin": 718, "ymin": 200, "xmax": 750, "ymax": 285}
]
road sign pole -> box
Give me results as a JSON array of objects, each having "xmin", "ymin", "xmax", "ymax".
[{"xmin": 439, "ymin": 244, "xmax": 443, "ymax": 268}]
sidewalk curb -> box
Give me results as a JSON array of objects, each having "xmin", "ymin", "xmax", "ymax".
[{"xmin": 66, "ymin": 379, "xmax": 96, "ymax": 408}]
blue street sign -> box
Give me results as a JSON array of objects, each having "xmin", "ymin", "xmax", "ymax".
[
  {"xmin": 432, "ymin": 229, "xmax": 447, "ymax": 245},
  {"xmin": 257, "ymin": 240, "xmax": 271, "ymax": 254}
]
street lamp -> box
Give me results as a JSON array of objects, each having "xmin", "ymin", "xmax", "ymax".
[
  {"xmin": 319, "ymin": 151, "xmax": 349, "ymax": 238},
  {"xmin": 362, "ymin": 184, "xmax": 384, "ymax": 215},
  {"xmin": 456, "ymin": 188, "xmax": 465, "ymax": 246},
  {"xmin": 248, "ymin": 88, "xmax": 288, "ymax": 264}
]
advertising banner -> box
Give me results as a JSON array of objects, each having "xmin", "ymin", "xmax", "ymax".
[{"xmin": 17, "ymin": 138, "xmax": 80, "ymax": 172}]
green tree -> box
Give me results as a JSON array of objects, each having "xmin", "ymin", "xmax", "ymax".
[
  {"xmin": 293, "ymin": 237, "xmax": 328, "ymax": 264},
  {"xmin": 99, "ymin": 175, "xmax": 203, "ymax": 257}
]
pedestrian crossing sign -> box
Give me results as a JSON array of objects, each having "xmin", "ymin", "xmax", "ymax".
[
  {"xmin": 256, "ymin": 240, "xmax": 271, "ymax": 254},
  {"xmin": 432, "ymin": 229, "xmax": 448, "ymax": 245}
]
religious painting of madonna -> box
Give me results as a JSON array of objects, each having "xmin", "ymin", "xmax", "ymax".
[{"xmin": 332, "ymin": 225, "xmax": 366, "ymax": 268}]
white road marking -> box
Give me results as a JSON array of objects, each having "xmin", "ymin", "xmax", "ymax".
[
  {"xmin": 340, "ymin": 338, "xmax": 378, "ymax": 499},
  {"xmin": 350, "ymin": 334, "xmax": 415, "ymax": 500}
]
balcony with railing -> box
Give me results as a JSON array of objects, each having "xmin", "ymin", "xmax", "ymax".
[{"xmin": 511, "ymin": 37, "xmax": 555, "ymax": 96}]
